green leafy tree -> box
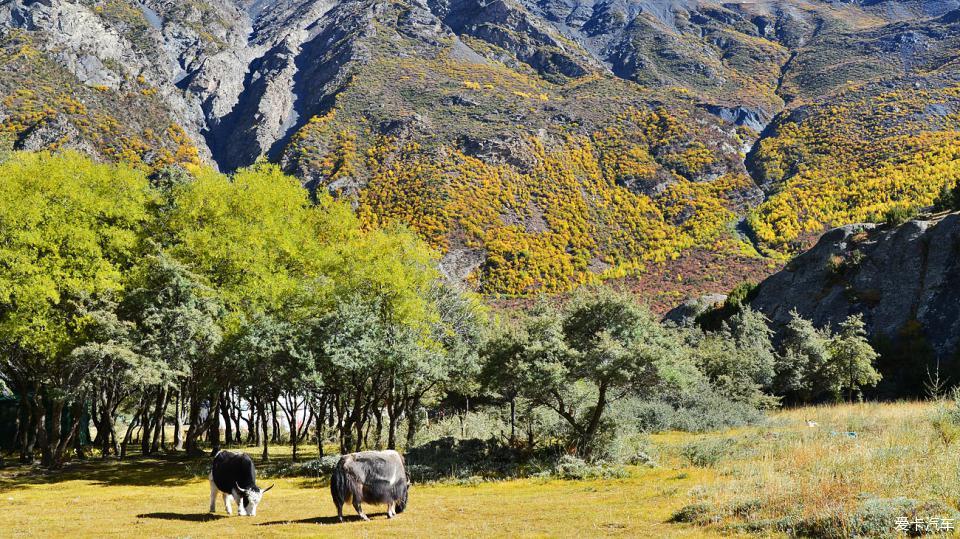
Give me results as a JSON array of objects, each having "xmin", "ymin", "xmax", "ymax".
[
  {"xmin": 71, "ymin": 298, "xmax": 156, "ymax": 458},
  {"xmin": 725, "ymin": 307, "xmax": 777, "ymax": 389},
  {"xmin": 935, "ymin": 180, "xmax": 960, "ymax": 212},
  {"xmin": 124, "ymin": 253, "xmax": 223, "ymax": 455},
  {"xmin": 395, "ymin": 283, "xmax": 484, "ymax": 448},
  {"xmin": 165, "ymin": 163, "xmax": 356, "ymax": 321},
  {"xmin": 315, "ymin": 295, "xmax": 394, "ymax": 453},
  {"xmin": 774, "ymin": 310, "xmax": 835, "ymax": 403},
  {"xmin": 828, "ymin": 314, "xmax": 881, "ymax": 401},
  {"xmin": 693, "ymin": 307, "xmax": 778, "ymax": 408},
  {"xmin": 525, "ymin": 289, "xmax": 666, "ymax": 457},
  {"xmin": 229, "ymin": 313, "xmax": 314, "ymax": 460},
  {"xmin": 480, "ymin": 322, "xmax": 532, "ymax": 445},
  {"xmin": 0, "ymin": 152, "xmax": 152, "ymax": 466}
]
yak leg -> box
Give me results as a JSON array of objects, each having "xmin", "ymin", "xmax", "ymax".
[
  {"xmin": 336, "ymin": 501, "xmax": 344, "ymax": 522},
  {"xmin": 353, "ymin": 499, "xmax": 369, "ymax": 521},
  {"xmin": 387, "ymin": 501, "xmax": 396, "ymax": 518},
  {"xmin": 237, "ymin": 495, "xmax": 247, "ymax": 516},
  {"xmin": 208, "ymin": 474, "xmax": 218, "ymax": 512},
  {"xmin": 223, "ymin": 493, "xmax": 234, "ymax": 515}
]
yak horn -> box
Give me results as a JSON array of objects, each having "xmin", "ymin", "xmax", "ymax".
[
  {"xmin": 263, "ymin": 484, "xmax": 275, "ymax": 493},
  {"xmin": 235, "ymin": 482, "xmax": 248, "ymax": 494}
]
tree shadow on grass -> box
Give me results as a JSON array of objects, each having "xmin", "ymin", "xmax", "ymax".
[
  {"xmin": 257, "ymin": 513, "xmax": 388, "ymax": 526},
  {"xmin": 0, "ymin": 452, "xmax": 324, "ymax": 492},
  {"xmin": 138, "ymin": 512, "xmax": 226, "ymax": 522},
  {"xmin": 0, "ymin": 456, "xmax": 204, "ymax": 490}
]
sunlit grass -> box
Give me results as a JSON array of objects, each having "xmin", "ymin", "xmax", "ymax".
[{"xmin": 0, "ymin": 455, "xmax": 718, "ymax": 538}]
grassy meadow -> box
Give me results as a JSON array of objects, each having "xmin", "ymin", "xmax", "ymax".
[{"xmin": 2, "ymin": 401, "xmax": 958, "ymax": 538}]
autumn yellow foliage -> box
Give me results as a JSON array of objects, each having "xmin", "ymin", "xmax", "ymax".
[{"xmin": 291, "ymin": 107, "xmax": 748, "ymax": 294}]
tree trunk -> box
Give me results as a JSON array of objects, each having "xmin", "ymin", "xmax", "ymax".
[
  {"xmin": 260, "ymin": 398, "xmax": 270, "ymax": 463},
  {"xmin": 387, "ymin": 406, "xmax": 399, "ymax": 451},
  {"xmin": 220, "ymin": 392, "xmax": 232, "ymax": 448},
  {"xmin": 580, "ymin": 381, "xmax": 608, "ymax": 458},
  {"xmin": 280, "ymin": 394, "xmax": 299, "ymax": 461},
  {"xmin": 231, "ymin": 392, "xmax": 242, "ymax": 444},
  {"xmin": 270, "ymin": 400, "xmax": 280, "ymax": 444},
  {"xmin": 184, "ymin": 393, "xmax": 202, "ymax": 455},
  {"xmin": 101, "ymin": 394, "xmax": 115, "ymax": 458},
  {"xmin": 315, "ymin": 400, "xmax": 325, "ymax": 458},
  {"xmin": 42, "ymin": 399, "xmax": 63, "ymax": 467},
  {"xmin": 405, "ymin": 396, "xmax": 422, "ymax": 449},
  {"xmin": 119, "ymin": 406, "xmax": 141, "ymax": 460},
  {"xmin": 52, "ymin": 401, "xmax": 83, "ymax": 467},
  {"xmin": 209, "ymin": 406, "xmax": 221, "ymax": 455},
  {"xmin": 245, "ymin": 400, "xmax": 258, "ymax": 446},
  {"xmin": 140, "ymin": 392, "xmax": 155, "ymax": 456},
  {"xmin": 527, "ymin": 419, "xmax": 535, "ymax": 450},
  {"xmin": 151, "ymin": 390, "xmax": 169, "ymax": 454},
  {"xmin": 19, "ymin": 388, "xmax": 38, "ymax": 464},
  {"xmin": 185, "ymin": 390, "xmax": 220, "ymax": 456},
  {"xmin": 91, "ymin": 397, "xmax": 102, "ymax": 448},
  {"xmin": 108, "ymin": 415, "xmax": 120, "ymax": 458},
  {"xmin": 509, "ymin": 397, "xmax": 517, "ymax": 445},
  {"xmin": 28, "ymin": 394, "xmax": 44, "ymax": 465},
  {"xmin": 386, "ymin": 383, "xmax": 402, "ymax": 451},
  {"xmin": 173, "ymin": 392, "xmax": 183, "ymax": 452},
  {"xmin": 373, "ymin": 406, "xmax": 383, "ymax": 450}
]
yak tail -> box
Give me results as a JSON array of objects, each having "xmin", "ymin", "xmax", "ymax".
[
  {"xmin": 395, "ymin": 477, "xmax": 410, "ymax": 514},
  {"xmin": 210, "ymin": 449, "xmax": 223, "ymax": 469},
  {"xmin": 330, "ymin": 459, "xmax": 350, "ymax": 509}
]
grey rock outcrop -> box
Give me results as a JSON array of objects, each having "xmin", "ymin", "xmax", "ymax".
[
  {"xmin": 750, "ymin": 214, "xmax": 960, "ymax": 362},
  {"xmin": 664, "ymin": 293, "xmax": 727, "ymax": 326}
]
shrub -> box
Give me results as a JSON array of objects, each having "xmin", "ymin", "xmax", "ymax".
[
  {"xmin": 826, "ymin": 251, "xmax": 863, "ymax": 281},
  {"xmin": 679, "ymin": 437, "xmax": 737, "ymax": 467},
  {"xmin": 670, "ymin": 502, "xmax": 716, "ymax": 524},
  {"xmin": 405, "ymin": 437, "xmax": 529, "ymax": 481},
  {"xmin": 550, "ymin": 455, "xmax": 629, "ymax": 480},
  {"xmin": 632, "ymin": 383, "xmax": 765, "ymax": 433},
  {"xmin": 632, "ymin": 400, "xmax": 676, "ymax": 432},
  {"xmin": 687, "ymin": 496, "xmax": 959, "ymax": 537},
  {"xmin": 726, "ymin": 282, "xmax": 758, "ymax": 307},
  {"xmin": 271, "ymin": 454, "xmax": 342, "ymax": 478},
  {"xmin": 934, "ymin": 181, "xmax": 960, "ymax": 212},
  {"xmin": 793, "ymin": 497, "xmax": 960, "ymax": 539},
  {"xmin": 601, "ymin": 429, "xmax": 658, "ymax": 467},
  {"xmin": 882, "ymin": 205, "xmax": 918, "ymax": 226},
  {"xmin": 694, "ymin": 281, "xmax": 758, "ymax": 330},
  {"xmin": 929, "ymin": 388, "xmax": 960, "ymax": 445}
]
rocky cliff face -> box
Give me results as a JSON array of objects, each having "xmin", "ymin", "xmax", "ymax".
[
  {"xmin": 750, "ymin": 213, "xmax": 960, "ymax": 363},
  {"xmin": 6, "ymin": 0, "xmax": 959, "ymax": 171}
]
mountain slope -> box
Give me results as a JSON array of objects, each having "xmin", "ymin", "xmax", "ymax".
[{"xmin": 2, "ymin": 0, "xmax": 960, "ymax": 295}]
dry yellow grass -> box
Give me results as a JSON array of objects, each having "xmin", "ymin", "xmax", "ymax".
[
  {"xmin": 1, "ymin": 401, "xmax": 953, "ymax": 538},
  {"xmin": 654, "ymin": 401, "xmax": 960, "ymax": 535}
]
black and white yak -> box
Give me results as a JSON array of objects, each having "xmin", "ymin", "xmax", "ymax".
[
  {"xmin": 209, "ymin": 450, "xmax": 273, "ymax": 516},
  {"xmin": 331, "ymin": 449, "xmax": 410, "ymax": 521}
]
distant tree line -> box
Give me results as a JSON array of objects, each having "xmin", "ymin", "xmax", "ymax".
[{"xmin": 0, "ymin": 152, "xmax": 882, "ymax": 468}]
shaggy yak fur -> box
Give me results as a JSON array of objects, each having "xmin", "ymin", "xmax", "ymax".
[{"xmin": 330, "ymin": 450, "xmax": 410, "ymax": 521}]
